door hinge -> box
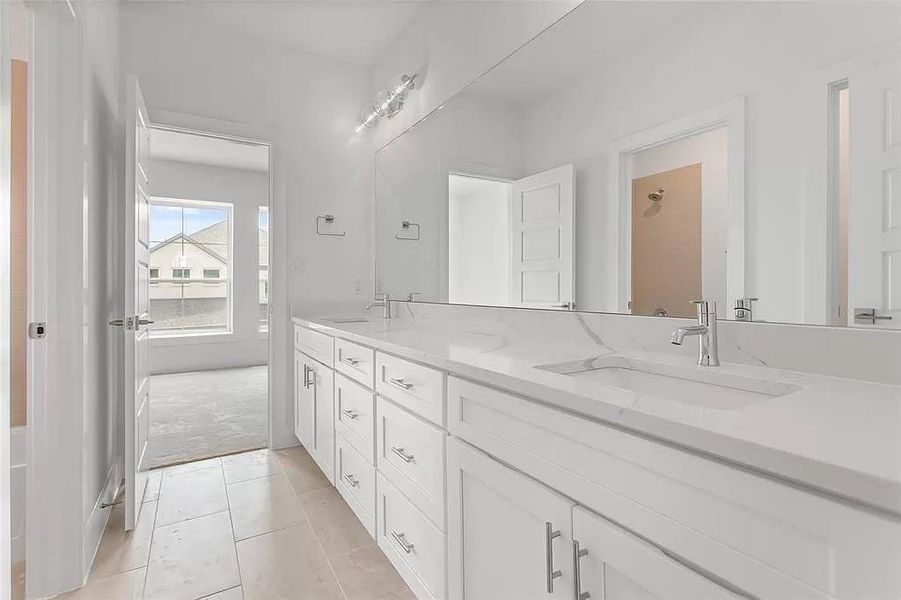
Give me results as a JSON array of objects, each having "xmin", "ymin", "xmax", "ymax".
[{"xmin": 28, "ymin": 322, "xmax": 47, "ymax": 339}]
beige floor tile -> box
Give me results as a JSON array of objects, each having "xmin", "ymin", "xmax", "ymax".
[
  {"xmin": 163, "ymin": 456, "xmax": 222, "ymax": 478},
  {"xmin": 204, "ymin": 586, "xmax": 244, "ymax": 600},
  {"xmin": 222, "ymin": 449, "xmax": 281, "ymax": 485},
  {"xmin": 144, "ymin": 469, "xmax": 163, "ymax": 503},
  {"xmin": 275, "ymin": 446, "xmax": 330, "ymax": 496},
  {"xmin": 330, "ymin": 545, "xmax": 416, "ymax": 600},
  {"xmin": 227, "ymin": 473, "xmax": 305, "ymax": 541},
  {"xmin": 298, "ymin": 486, "xmax": 372, "ymax": 557},
  {"xmin": 90, "ymin": 501, "xmax": 157, "ymax": 580},
  {"xmin": 59, "ymin": 568, "xmax": 146, "ymax": 600},
  {"xmin": 144, "ymin": 511, "xmax": 240, "ymax": 600},
  {"xmin": 156, "ymin": 463, "xmax": 228, "ymax": 527},
  {"xmin": 236, "ymin": 522, "xmax": 343, "ymax": 600}
]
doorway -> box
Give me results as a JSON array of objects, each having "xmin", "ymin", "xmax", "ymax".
[{"xmin": 144, "ymin": 127, "xmax": 271, "ymax": 467}]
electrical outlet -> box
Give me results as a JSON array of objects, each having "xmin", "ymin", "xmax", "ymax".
[
  {"xmin": 352, "ymin": 279, "xmax": 364, "ymax": 295},
  {"xmin": 294, "ymin": 256, "xmax": 304, "ymax": 271}
]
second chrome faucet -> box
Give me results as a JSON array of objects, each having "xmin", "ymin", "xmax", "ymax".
[{"xmin": 670, "ymin": 300, "xmax": 720, "ymax": 366}]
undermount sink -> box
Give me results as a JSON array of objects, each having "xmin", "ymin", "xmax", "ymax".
[
  {"xmin": 536, "ymin": 356, "xmax": 801, "ymax": 410},
  {"xmin": 323, "ymin": 317, "xmax": 372, "ymax": 324}
]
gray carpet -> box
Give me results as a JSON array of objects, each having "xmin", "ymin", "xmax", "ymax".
[{"xmin": 147, "ymin": 365, "xmax": 268, "ymax": 468}]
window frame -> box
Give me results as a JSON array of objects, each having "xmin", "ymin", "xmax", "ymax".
[
  {"xmin": 149, "ymin": 196, "xmax": 234, "ymax": 339},
  {"xmin": 258, "ymin": 205, "xmax": 270, "ymax": 334},
  {"xmin": 202, "ymin": 268, "xmax": 221, "ymax": 280}
]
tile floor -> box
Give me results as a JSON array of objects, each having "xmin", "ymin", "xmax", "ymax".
[{"xmin": 60, "ymin": 447, "xmax": 414, "ymax": 600}]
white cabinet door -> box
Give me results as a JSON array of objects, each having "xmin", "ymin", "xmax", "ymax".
[
  {"xmin": 572, "ymin": 507, "xmax": 736, "ymax": 600},
  {"xmin": 293, "ymin": 349, "xmax": 310, "ymax": 445},
  {"xmin": 447, "ymin": 438, "xmax": 575, "ymax": 600},
  {"xmin": 309, "ymin": 358, "xmax": 335, "ymax": 483},
  {"xmin": 510, "ymin": 164, "xmax": 575, "ymax": 309}
]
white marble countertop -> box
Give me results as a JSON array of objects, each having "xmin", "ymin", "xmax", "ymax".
[{"xmin": 292, "ymin": 312, "xmax": 901, "ymax": 516}]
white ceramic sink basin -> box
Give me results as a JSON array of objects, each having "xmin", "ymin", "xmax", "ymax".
[
  {"xmin": 536, "ymin": 356, "xmax": 801, "ymax": 410},
  {"xmin": 323, "ymin": 317, "xmax": 372, "ymax": 324}
]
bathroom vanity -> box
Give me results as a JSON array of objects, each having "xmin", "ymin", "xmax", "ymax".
[{"xmin": 291, "ymin": 307, "xmax": 901, "ymax": 600}]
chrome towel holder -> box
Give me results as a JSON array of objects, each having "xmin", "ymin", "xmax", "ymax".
[
  {"xmin": 316, "ymin": 214, "xmax": 345, "ymax": 237},
  {"xmin": 396, "ymin": 220, "xmax": 420, "ymax": 241}
]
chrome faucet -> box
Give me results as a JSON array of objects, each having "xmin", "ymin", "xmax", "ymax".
[
  {"xmin": 670, "ymin": 300, "xmax": 720, "ymax": 366},
  {"xmin": 366, "ymin": 292, "xmax": 391, "ymax": 320}
]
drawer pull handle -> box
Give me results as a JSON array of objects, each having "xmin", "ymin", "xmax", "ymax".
[
  {"xmin": 546, "ymin": 522, "xmax": 562, "ymax": 593},
  {"xmin": 390, "ymin": 530, "xmax": 415, "ymax": 554},
  {"xmin": 340, "ymin": 356, "xmax": 361, "ymax": 366},
  {"xmin": 390, "ymin": 446, "xmax": 415, "ymax": 463},
  {"xmin": 341, "ymin": 409, "xmax": 360, "ymax": 420},
  {"xmin": 303, "ymin": 365, "xmax": 315, "ymax": 389},
  {"xmin": 573, "ymin": 539, "xmax": 590, "ymax": 600},
  {"xmin": 389, "ymin": 377, "xmax": 413, "ymax": 391},
  {"xmin": 342, "ymin": 473, "xmax": 359, "ymax": 487}
]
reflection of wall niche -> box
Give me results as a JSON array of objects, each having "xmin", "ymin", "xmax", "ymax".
[{"xmin": 631, "ymin": 164, "xmax": 702, "ymax": 319}]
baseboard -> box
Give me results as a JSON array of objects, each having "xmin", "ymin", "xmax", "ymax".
[{"xmin": 82, "ymin": 461, "xmax": 121, "ymax": 581}]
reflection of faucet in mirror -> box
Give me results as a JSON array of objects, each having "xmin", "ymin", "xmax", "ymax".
[
  {"xmin": 366, "ymin": 292, "xmax": 391, "ymax": 320},
  {"xmin": 733, "ymin": 297, "xmax": 758, "ymax": 321},
  {"xmin": 670, "ymin": 300, "xmax": 719, "ymax": 367}
]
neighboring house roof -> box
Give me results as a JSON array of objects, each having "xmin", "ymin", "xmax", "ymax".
[
  {"xmin": 150, "ymin": 219, "xmax": 269, "ymax": 265},
  {"xmin": 151, "ymin": 222, "xmax": 228, "ymax": 264}
]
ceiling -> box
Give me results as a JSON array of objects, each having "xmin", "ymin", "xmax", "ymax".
[
  {"xmin": 149, "ymin": 128, "xmax": 270, "ymax": 172},
  {"xmin": 132, "ymin": 0, "xmax": 427, "ymax": 67}
]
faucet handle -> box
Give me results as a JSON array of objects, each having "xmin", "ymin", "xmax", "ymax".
[{"xmin": 690, "ymin": 299, "xmax": 717, "ymax": 316}]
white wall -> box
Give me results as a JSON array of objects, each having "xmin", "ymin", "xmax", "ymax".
[
  {"xmin": 375, "ymin": 93, "xmax": 525, "ymax": 301},
  {"xmin": 81, "ymin": 0, "xmax": 123, "ymax": 585},
  {"xmin": 631, "ymin": 128, "xmax": 728, "ymax": 316},
  {"xmin": 521, "ymin": 2, "xmax": 901, "ymax": 323},
  {"xmin": 148, "ymin": 159, "xmax": 268, "ymax": 374},
  {"xmin": 448, "ymin": 176, "xmax": 510, "ymax": 306},
  {"xmin": 369, "ymin": 0, "xmax": 581, "ymax": 149},
  {"xmin": 120, "ymin": 3, "xmax": 373, "ymax": 448}
]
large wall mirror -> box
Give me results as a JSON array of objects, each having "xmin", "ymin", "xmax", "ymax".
[{"xmin": 375, "ymin": 1, "xmax": 901, "ymax": 328}]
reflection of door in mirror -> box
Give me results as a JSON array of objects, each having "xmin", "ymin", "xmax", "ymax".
[
  {"xmin": 848, "ymin": 59, "xmax": 901, "ymax": 329},
  {"xmin": 510, "ymin": 164, "xmax": 575, "ymax": 309},
  {"xmin": 631, "ymin": 164, "xmax": 702, "ymax": 319}
]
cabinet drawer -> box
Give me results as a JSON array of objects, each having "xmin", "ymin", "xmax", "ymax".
[
  {"xmin": 448, "ymin": 376, "xmax": 901, "ymax": 600},
  {"xmin": 335, "ymin": 338, "xmax": 375, "ymax": 388},
  {"xmin": 294, "ymin": 325, "xmax": 334, "ymax": 367},
  {"xmin": 377, "ymin": 473, "xmax": 446, "ymax": 600},
  {"xmin": 335, "ymin": 373, "xmax": 376, "ymax": 463},
  {"xmin": 336, "ymin": 437, "xmax": 376, "ymax": 538},
  {"xmin": 377, "ymin": 397, "xmax": 446, "ymax": 530},
  {"xmin": 376, "ymin": 353, "xmax": 445, "ymax": 426}
]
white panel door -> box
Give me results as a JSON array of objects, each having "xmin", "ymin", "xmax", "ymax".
[
  {"xmin": 572, "ymin": 507, "xmax": 736, "ymax": 600},
  {"xmin": 447, "ymin": 438, "xmax": 575, "ymax": 600},
  {"xmin": 510, "ymin": 164, "xmax": 575, "ymax": 309},
  {"xmin": 124, "ymin": 75, "xmax": 152, "ymax": 530},
  {"xmin": 848, "ymin": 59, "xmax": 901, "ymax": 328}
]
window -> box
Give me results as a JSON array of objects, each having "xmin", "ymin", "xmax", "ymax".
[
  {"xmin": 149, "ymin": 198, "xmax": 232, "ymax": 336},
  {"xmin": 258, "ymin": 206, "xmax": 269, "ymax": 333}
]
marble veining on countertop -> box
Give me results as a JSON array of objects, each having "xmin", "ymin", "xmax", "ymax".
[{"xmin": 292, "ymin": 310, "xmax": 901, "ymax": 516}]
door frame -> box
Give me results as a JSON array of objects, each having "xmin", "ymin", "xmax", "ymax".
[
  {"xmin": 608, "ymin": 97, "xmax": 746, "ymax": 314},
  {"xmin": 140, "ymin": 111, "xmax": 281, "ymax": 449},
  {"xmin": 0, "ymin": 2, "xmax": 12, "ymax": 598}
]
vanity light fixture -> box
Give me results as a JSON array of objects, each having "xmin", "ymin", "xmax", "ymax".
[{"xmin": 355, "ymin": 73, "xmax": 417, "ymax": 133}]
